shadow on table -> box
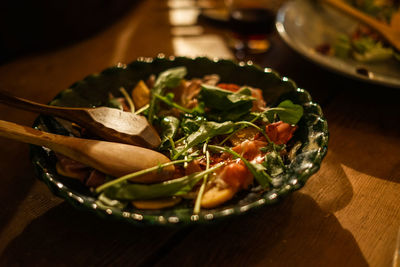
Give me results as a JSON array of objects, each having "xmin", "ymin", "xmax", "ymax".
[
  {"xmin": 0, "ymin": 193, "xmax": 367, "ymax": 266},
  {"xmin": 0, "ymin": 201, "xmax": 184, "ymax": 266},
  {"xmin": 0, "ymin": 142, "xmax": 38, "ymax": 238},
  {"xmin": 321, "ymin": 79, "xmax": 400, "ymax": 184},
  {"xmin": 151, "ymin": 193, "xmax": 368, "ymax": 267}
]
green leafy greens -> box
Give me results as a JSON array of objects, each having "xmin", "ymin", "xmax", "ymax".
[
  {"xmin": 200, "ymin": 84, "xmax": 255, "ymax": 121},
  {"xmin": 102, "ymin": 163, "xmax": 224, "ymax": 201},
  {"xmin": 93, "ymin": 66, "xmax": 305, "ymax": 211},
  {"xmin": 173, "ymin": 121, "xmax": 237, "ymax": 159},
  {"xmin": 263, "ymin": 100, "xmax": 304, "ymax": 125},
  {"xmin": 147, "ymin": 67, "xmax": 187, "ymax": 124}
]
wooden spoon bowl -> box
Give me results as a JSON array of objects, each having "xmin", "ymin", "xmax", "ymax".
[{"xmin": 0, "ymin": 89, "xmax": 161, "ymax": 148}]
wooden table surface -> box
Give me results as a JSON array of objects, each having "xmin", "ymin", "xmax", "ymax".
[{"xmin": 0, "ymin": 0, "xmax": 399, "ymax": 266}]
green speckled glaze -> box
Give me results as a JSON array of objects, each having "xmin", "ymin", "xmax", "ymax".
[{"xmin": 30, "ymin": 55, "xmax": 329, "ymax": 225}]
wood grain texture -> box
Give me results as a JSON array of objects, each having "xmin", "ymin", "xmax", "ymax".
[{"xmin": 0, "ymin": 0, "xmax": 399, "ymax": 266}]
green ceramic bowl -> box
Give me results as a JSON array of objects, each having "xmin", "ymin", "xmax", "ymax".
[{"xmin": 30, "ymin": 55, "xmax": 329, "ymax": 225}]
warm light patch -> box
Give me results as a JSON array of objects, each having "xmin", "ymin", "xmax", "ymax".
[{"xmin": 172, "ymin": 35, "xmax": 234, "ymax": 59}]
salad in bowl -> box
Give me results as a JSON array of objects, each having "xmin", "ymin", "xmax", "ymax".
[{"xmin": 31, "ymin": 56, "xmax": 328, "ymax": 224}]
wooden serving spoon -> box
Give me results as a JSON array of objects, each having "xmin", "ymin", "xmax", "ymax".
[
  {"xmin": 0, "ymin": 90, "xmax": 161, "ymax": 149},
  {"xmin": 0, "ymin": 120, "xmax": 174, "ymax": 183},
  {"xmin": 324, "ymin": 0, "xmax": 400, "ymax": 51}
]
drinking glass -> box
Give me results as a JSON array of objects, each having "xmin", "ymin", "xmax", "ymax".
[{"xmin": 225, "ymin": 0, "xmax": 277, "ymax": 59}]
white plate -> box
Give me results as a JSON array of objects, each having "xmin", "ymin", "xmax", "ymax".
[{"xmin": 276, "ymin": 0, "xmax": 400, "ymax": 88}]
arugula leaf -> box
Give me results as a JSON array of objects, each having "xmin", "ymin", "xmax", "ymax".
[
  {"xmin": 181, "ymin": 115, "xmax": 206, "ymax": 135},
  {"xmin": 103, "ymin": 163, "xmax": 224, "ymax": 200},
  {"xmin": 147, "ymin": 67, "xmax": 187, "ymax": 124},
  {"xmin": 264, "ymin": 100, "xmax": 303, "ymax": 125},
  {"xmin": 159, "ymin": 116, "xmax": 180, "ymax": 149},
  {"xmin": 173, "ymin": 121, "xmax": 237, "ymax": 159},
  {"xmin": 200, "ymin": 84, "xmax": 254, "ymax": 111},
  {"xmin": 207, "ymin": 102, "xmax": 255, "ymax": 122},
  {"xmin": 154, "ymin": 66, "xmax": 187, "ymax": 88}
]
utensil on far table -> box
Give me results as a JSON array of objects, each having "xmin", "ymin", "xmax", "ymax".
[
  {"xmin": 0, "ymin": 89, "xmax": 161, "ymax": 148},
  {"xmin": 323, "ymin": 0, "xmax": 400, "ymax": 51},
  {"xmin": 0, "ymin": 119, "xmax": 173, "ymax": 182}
]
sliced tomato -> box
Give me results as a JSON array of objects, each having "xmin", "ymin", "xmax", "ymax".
[
  {"xmin": 219, "ymin": 161, "xmax": 253, "ymax": 189},
  {"xmin": 265, "ymin": 121, "xmax": 298, "ymax": 145}
]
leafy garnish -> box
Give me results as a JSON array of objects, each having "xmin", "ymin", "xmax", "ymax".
[
  {"xmin": 200, "ymin": 84, "xmax": 255, "ymax": 110},
  {"xmin": 181, "ymin": 115, "xmax": 207, "ymax": 135},
  {"xmin": 173, "ymin": 121, "xmax": 237, "ymax": 159},
  {"xmin": 103, "ymin": 163, "xmax": 224, "ymax": 201},
  {"xmin": 200, "ymin": 84, "xmax": 255, "ymax": 121},
  {"xmin": 95, "ymin": 158, "xmax": 193, "ymax": 194},
  {"xmin": 263, "ymin": 100, "xmax": 303, "ymax": 125},
  {"xmin": 193, "ymin": 147, "xmax": 210, "ymax": 214},
  {"xmin": 159, "ymin": 116, "xmax": 180, "ymax": 150},
  {"xmin": 147, "ymin": 67, "xmax": 187, "ymax": 124}
]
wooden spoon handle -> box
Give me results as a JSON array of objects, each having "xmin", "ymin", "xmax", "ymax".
[
  {"xmin": 0, "ymin": 90, "xmax": 84, "ymax": 120},
  {"xmin": 0, "ymin": 119, "xmax": 173, "ymax": 181},
  {"xmin": 0, "ymin": 119, "xmax": 78, "ymax": 157},
  {"xmin": 324, "ymin": 0, "xmax": 391, "ymax": 33}
]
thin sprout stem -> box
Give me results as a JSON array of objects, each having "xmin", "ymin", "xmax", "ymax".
[
  {"xmin": 95, "ymin": 158, "xmax": 192, "ymax": 194},
  {"xmin": 120, "ymin": 87, "xmax": 135, "ymax": 113},
  {"xmin": 194, "ymin": 149, "xmax": 210, "ymax": 214},
  {"xmin": 168, "ymin": 136, "xmax": 176, "ymax": 151},
  {"xmin": 202, "ymin": 141, "xmax": 207, "ymax": 154},
  {"xmin": 174, "ymin": 136, "xmax": 186, "ymax": 145},
  {"xmin": 134, "ymin": 104, "xmax": 149, "ymax": 115},
  {"xmin": 184, "ymin": 155, "xmax": 188, "ymax": 168},
  {"xmin": 172, "ymin": 139, "xmax": 187, "ymax": 160},
  {"xmin": 154, "ymin": 93, "xmax": 193, "ymax": 113}
]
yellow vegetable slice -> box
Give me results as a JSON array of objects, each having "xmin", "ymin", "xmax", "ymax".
[
  {"xmin": 201, "ymin": 186, "xmax": 238, "ymax": 208},
  {"xmin": 131, "ymin": 80, "xmax": 151, "ymax": 109}
]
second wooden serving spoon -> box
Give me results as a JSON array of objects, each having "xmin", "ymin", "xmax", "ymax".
[
  {"xmin": 0, "ymin": 90, "xmax": 161, "ymax": 149},
  {"xmin": 0, "ymin": 119, "xmax": 174, "ymax": 183},
  {"xmin": 324, "ymin": 0, "xmax": 400, "ymax": 51}
]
